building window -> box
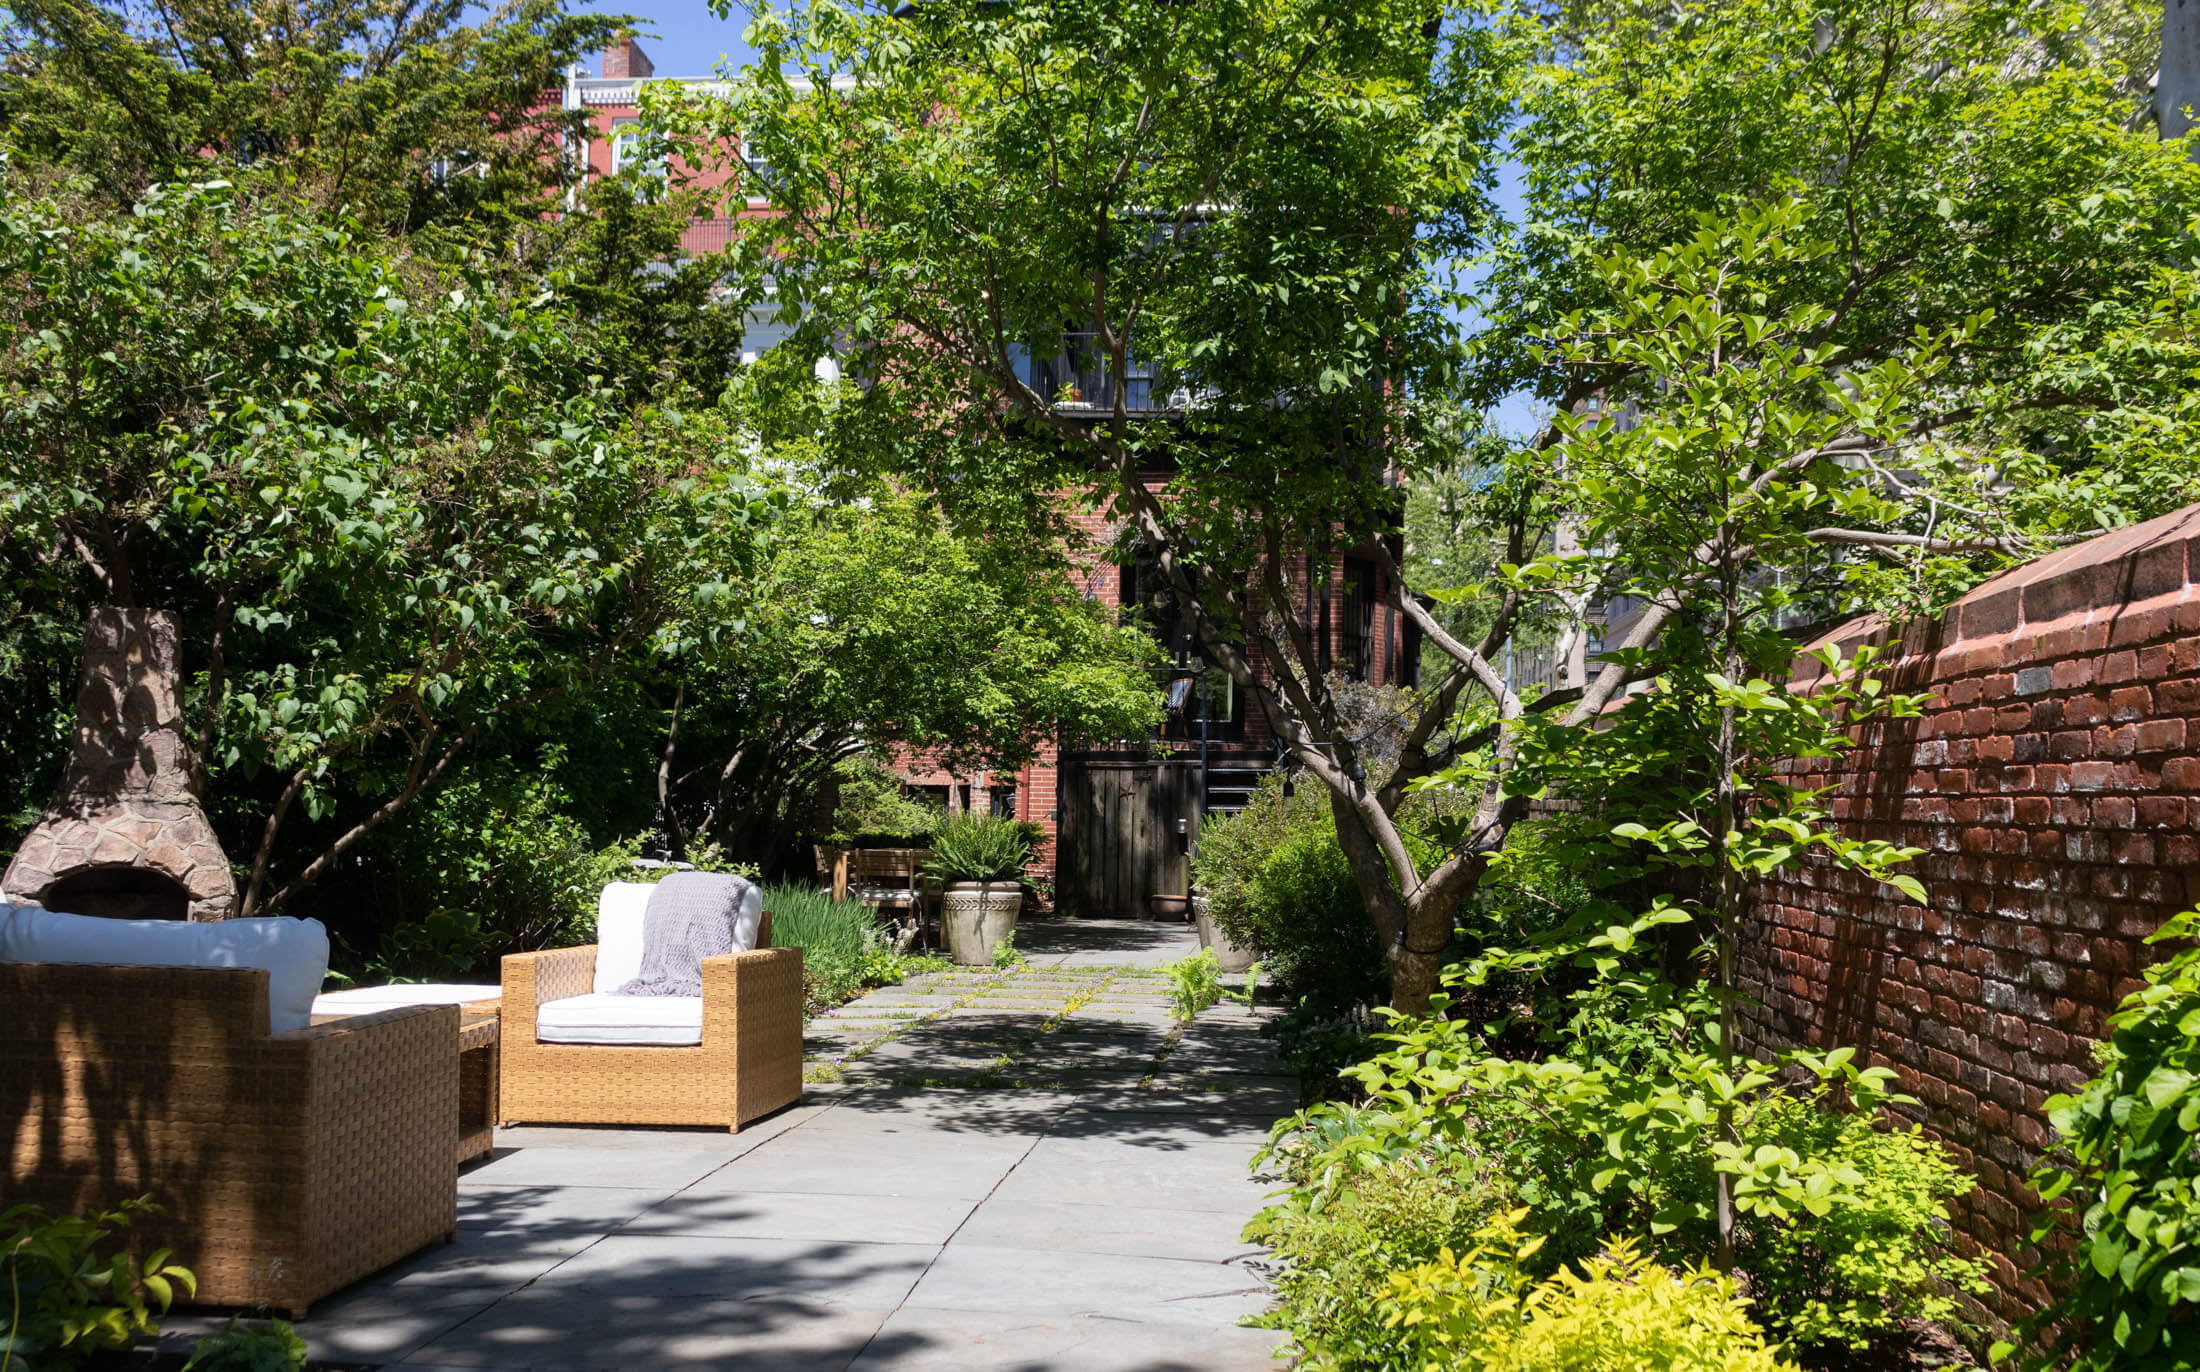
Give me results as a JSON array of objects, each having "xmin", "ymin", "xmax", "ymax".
[
  {"xmin": 611, "ymin": 121, "xmax": 665, "ymax": 180},
  {"xmin": 989, "ymin": 785, "xmax": 1017, "ymax": 819},
  {"xmin": 741, "ymin": 135, "xmax": 772, "ymax": 201}
]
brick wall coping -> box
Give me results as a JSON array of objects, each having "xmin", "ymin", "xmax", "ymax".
[{"xmin": 1794, "ymin": 503, "xmax": 2200, "ymax": 687}]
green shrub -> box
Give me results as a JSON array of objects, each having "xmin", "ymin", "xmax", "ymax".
[
  {"xmin": 183, "ymin": 1316, "xmax": 308, "ymax": 1371},
  {"xmin": 828, "ymin": 755, "xmax": 943, "ymax": 844},
  {"xmin": 923, "ymin": 812, "xmax": 1034, "ymax": 882},
  {"xmin": 1162, "ymin": 948, "xmax": 1223, "ymax": 1020},
  {"xmin": 1248, "ymin": 1153, "xmax": 1505, "ymax": 1367},
  {"xmin": 356, "ymin": 754, "xmax": 638, "ymax": 980},
  {"xmin": 1375, "ymin": 1213, "xmax": 1798, "ymax": 1372},
  {"xmin": 2003, "ymin": 907, "xmax": 2200, "ymax": 1371},
  {"xmin": 1, "ymin": 1198, "xmax": 193, "ymax": 1369},
  {"xmin": 1260, "ymin": 957, "xmax": 1987, "ymax": 1357},
  {"xmin": 1192, "ymin": 772, "xmax": 1385, "ymax": 1012}
]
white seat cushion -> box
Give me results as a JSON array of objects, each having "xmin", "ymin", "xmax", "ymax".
[
  {"xmin": 536, "ymin": 991, "xmax": 703, "ymax": 1046},
  {"xmin": 0, "ymin": 902, "xmax": 329, "ymax": 1034},
  {"xmin": 312, "ymin": 983, "xmax": 498, "ymax": 1017},
  {"xmin": 592, "ymin": 880, "xmax": 765, "ymax": 995}
]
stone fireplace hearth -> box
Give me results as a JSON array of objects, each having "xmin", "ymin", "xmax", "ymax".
[{"xmin": 2, "ymin": 608, "xmax": 237, "ymax": 921}]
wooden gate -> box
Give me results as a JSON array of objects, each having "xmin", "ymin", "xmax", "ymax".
[{"xmin": 1057, "ymin": 754, "xmax": 1196, "ymax": 918}]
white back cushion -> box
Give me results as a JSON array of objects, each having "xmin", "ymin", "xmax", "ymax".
[
  {"xmin": 591, "ymin": 880, "xmax": 766, "ymax": 995},
  {"xmin": 733, "ymin": 883, "xmax": 765, "ymax": 953},
  {"xmin": 593, "ymin": 883, "xmax": 655, "ymax": 995},
  {"xmin": 0, "ymin": 903, "xmax": 330, "ymax": 1034}
]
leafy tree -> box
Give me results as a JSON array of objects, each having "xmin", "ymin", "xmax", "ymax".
[
  {"xmin": 0, "ymin": 0, "xmax": 629, "ymax": 236},
  {"xmin": 661, "ymin": 0, "xmax": 1518, "ymax": 1010},
  {"xmin": 0, "ymin": 178, "xmax": 764, "ymax": 914},
  {"xmin": 659, "ymin": 0, "xmax": 2200, "ymax": 1013},
  {"xmin": 660, "ymin": 484, "xmax": 1161, "ymax": 867}
]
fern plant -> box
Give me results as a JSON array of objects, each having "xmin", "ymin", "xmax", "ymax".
[{"xmin": 923, "ymin": 813, "xmax": 1033, "ymax": 883}]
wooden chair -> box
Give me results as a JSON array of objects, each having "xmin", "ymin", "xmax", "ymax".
[{"xmin": 845, "ymin": 848, "xmax": 935, "ymax": 948}]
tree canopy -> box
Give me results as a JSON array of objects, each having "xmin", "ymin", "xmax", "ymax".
[{"xmin": 665, "ymin": 0, "xmax": 2200, "ymax": 1010}]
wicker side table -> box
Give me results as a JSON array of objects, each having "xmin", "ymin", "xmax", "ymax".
[
  {"xmin": 457, "ymin": 1006, "xmax": 501, "ymax": 1164},
  {"xmin": 313, "ymin": 989, "xmax": 501, "ymax": 1166}
]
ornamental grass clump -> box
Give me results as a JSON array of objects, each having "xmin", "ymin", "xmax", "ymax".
[{"xmin": 757, "ymin": 882, "xmax": 892, "ymax": 1010}]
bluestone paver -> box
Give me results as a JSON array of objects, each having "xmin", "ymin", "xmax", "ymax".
[{"xmin": 268, "ymin": 918, "xmax": 1293, "ymax": 1369}]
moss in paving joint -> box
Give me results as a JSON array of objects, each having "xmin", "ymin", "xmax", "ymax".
[{"xmin": 803, "ymin": 966, "xmax": 1023, "ymax": 1082}]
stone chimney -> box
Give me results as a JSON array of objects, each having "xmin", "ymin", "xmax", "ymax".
[
  {"xmin": 603, "ymin": 33, "xmax": 655, "ymax": 80},
  {"xmin": 1, "ymin": 609, "xmax": 237, "ymax": 920}
]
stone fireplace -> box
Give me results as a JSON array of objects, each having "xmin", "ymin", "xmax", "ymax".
[{"xmin": 2, "ymin": 608, "xmax": 237, "ymax": 921}]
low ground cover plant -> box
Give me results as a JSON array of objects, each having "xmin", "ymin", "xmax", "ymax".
[
  {"xmin": 1162, "ymin": 948, "xmax": 1223, "ymax": 1020},
  {"xmin": 1377, "ymin": 1212, "xmax": 1799, "ymax": 1372},
  {"xmin": 1, "ymin": 1198, "xmax": 193, "ymax": 1369}
]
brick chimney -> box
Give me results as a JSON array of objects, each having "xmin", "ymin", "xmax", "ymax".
[{"xmin": 603, "ymin": 33, "xmax": 654, "ymax": 80}]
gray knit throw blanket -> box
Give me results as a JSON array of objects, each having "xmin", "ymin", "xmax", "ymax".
[{"xmin": 619, "ymin": 871, "xmax": 755, "ymax": 997}]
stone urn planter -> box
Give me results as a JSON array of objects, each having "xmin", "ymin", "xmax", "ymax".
[
  {"xmin": 942, "ymin": 880, "xmax": 1024, "ymax": 966},
  {"xmin": 1192, "ymin": 895, "xmax": 1257, "ymax": 973},
  {"xmin": 926, "ymin": 812, "xmax": 1037, "ymax": 966}
]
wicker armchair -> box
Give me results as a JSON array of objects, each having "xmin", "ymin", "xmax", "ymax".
[
  {"xmin": 498, "ymin": 912, "xmax": 804, "ymax": 1131},
  {"xmin": 0, "ymin": 962, "xmax": 459, "ymax": 1317}
]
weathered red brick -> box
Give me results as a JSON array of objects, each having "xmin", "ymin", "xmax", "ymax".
[{"xmin": 2137, "ymin": 718, "xmax": 2187, "ymax": 752}]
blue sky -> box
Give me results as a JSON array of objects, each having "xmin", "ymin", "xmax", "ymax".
[{"xmin": 583, "ymin": 2, "xmax": 759, "ymax": 78}]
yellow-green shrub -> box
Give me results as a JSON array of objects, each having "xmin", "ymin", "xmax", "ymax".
[{"xmin": 1378, "ymin": 1212, "xmax": 1798, "ymax": 1372}]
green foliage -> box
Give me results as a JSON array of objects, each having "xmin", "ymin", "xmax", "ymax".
[
  {"xmin": 757, "ymin": 881, "xmax": 893, "ymax": 1011},
  {"xmin": 663, "ymin": 489, "xmax": 1159, "ymax": 862},
  {"xmin": 1161, "ymin": 948, "xmax": 1222, "ymax": 1021},
  {"xmin": 0, "ymin": 175, "xmax": 771, "ymax": 919},
  {"xmin": 828, "ymin": 755, "xmax": 942, "ymax": 845},
  {"xmin": 352, "ymin": 756, "xmax": 640, "ymax": 981},
  {"xmin": 990, "ymin": 931, "xmax": 1028, "ymax": 971},
  {"xmin": 1, "ymin": 1199, "xmax": 193, "ymax": 1369},
  {"xmin": 924, "ymin": 813, "xmax": 1034, "ymax": 884},
  {"xmin": 0, "ymin": 0, "xmax": 628, "ymax": 238},
  {"xmin": 1373, "ymin": 1212, "xmax": 1798, "ymax": 1372},
  {"xmin": 1192, "ymin": 773, "xmax": 1387, "ymax": 1012},
  {"xmin": 1258, "ymin": 951, "xmax": 1987, "ymax": 1355},
  {"xmin": 182, "ymin": 1317, "xmax": 308, "ymax": 1372},
  {"xmin": 2002, "ymin": 908, "xmax": 2200, "ymax": 1371},
  {"xmin": 1247, "ymin": 1152, "xmax": 1505, "ymax": 1367}
]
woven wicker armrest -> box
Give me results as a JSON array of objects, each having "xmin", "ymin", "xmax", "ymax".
[
  {"xmin": 260, "ymin": 1001, "xmax": 461, "ymax": 1314},
  {"xmin": 701, "ymin": 947, "xmax": 804, "ymax": 1126},
  {"xmin": 502, "ymin": 944, "xmax": 597, "ymax": 1026},
  {"xmin": 700, "ymin": 946, "xmax": 804, "ymax": 1028}
]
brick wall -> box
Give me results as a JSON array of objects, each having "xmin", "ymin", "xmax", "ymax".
[{"xmin": 1740, "ymin": 503, "xmax": 2200, "ymax": 1304}]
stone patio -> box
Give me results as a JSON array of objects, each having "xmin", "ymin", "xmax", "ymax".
[{"xmin": 165, "ymin": 920, "xmax": 1296, "ymax": 1369}]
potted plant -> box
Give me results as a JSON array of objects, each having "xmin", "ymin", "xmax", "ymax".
[{"xmin": 925, "ymin": 812, "xmax": 1033, "ymax": 965}]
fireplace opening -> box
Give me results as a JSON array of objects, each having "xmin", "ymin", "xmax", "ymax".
[{"xmin": 41, "ymin": 865, "xmax": 194, "ymax": 922}]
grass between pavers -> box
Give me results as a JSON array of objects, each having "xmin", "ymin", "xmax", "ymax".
[
  {"xmin": 968, "ymin": 971, "xmax": 1122, "ymax": 1087},
  {"xmin": 802, "ymin": 965, "xmax": 1139, "ymax": 1084}
]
